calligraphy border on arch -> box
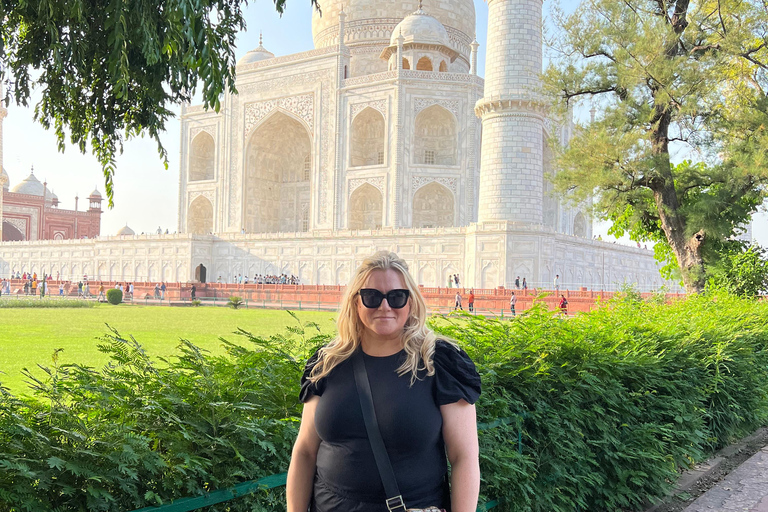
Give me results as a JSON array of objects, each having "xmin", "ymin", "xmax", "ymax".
[
  {"xmin": 243, "ymin": 93, "xmax": 315, "ymax": 140},
  {"xmin": 190, "ymin": 126, "xmax": 216, "ymax": 140},
  {"xmin": 411, "ymin": 176, "xmax": 458, "ymax": 195},
  {"xmin": 350, "ymin": 99, "xmax": 388, "ymax": 121},
  {"xmin": 413, "ymin": 98, "xmax": 461, "ymax": 120},
  {"xmin": 348, "ymin": 177, "xmax": 385, "ymax": 197}
]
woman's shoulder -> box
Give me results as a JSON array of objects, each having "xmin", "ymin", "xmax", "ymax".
[
  {"xmin": 432, "ymin": 340, "xmax": 481, "ymax": 405},
  {"xmin": 299, "ymin": 347, "xmax": 327, "ymax": 403}
]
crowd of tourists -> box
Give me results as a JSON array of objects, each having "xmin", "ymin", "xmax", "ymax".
[{"xmin": 219, "ymin": 273, "xmax": 300, "ymax": 285}]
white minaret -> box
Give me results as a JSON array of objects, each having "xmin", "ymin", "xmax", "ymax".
[
  {"xmin": 0, "ymin": 83, "xmax": 7, "ymax": 242},
  {"xmin": 475, "ymin": 0, "xmax": 545, "ymax": 224}
]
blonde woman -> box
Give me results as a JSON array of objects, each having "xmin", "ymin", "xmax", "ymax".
[{"xmin": 287, "ymin": 251, "xmax": 481, "ymax": 512}]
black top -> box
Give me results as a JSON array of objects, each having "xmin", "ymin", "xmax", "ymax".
[{"xmin": 300, "ymin": 341, "xmax": 481, "ymax": 512}]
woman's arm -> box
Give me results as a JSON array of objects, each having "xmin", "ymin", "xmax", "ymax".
[
  {"xmin": 441, "ymin": 400, "xmax": 480, "ymax": 512},
  {"xmin": 286, "ymin": 396, "xmax": 321, "ymax": 512}
]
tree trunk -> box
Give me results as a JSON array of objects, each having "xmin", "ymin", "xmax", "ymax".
[{"xmin": 649, "ymin": 101, "xmax": 706, "ymax": 294}]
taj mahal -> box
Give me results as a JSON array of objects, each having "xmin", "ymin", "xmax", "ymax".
[{"xmin": 0, "ymin": 0, "xmax": 669, "ymax": 290}]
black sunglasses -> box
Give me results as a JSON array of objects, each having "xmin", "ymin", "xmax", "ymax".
[{"xmin": 358, "ymin": 288, "xmax": 410, "ymax": 309}]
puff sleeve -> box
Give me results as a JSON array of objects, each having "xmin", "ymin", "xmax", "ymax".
[
  {"xmin": 433, "ymin": 341, "xmax": 482, "ymax": 406},
  {"xmin": 299, "ymin": 349, "xmax": 326, "ymax": 403}
]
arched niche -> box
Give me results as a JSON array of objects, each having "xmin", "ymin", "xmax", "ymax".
[
  {"xmin": 2, "ymin": 221, "xmax": 24, "ymax": 241},
  {"xmin": 189, "ymin": 132, "xmax": 215, "ymax": 182},
  {"xmin": 416, "ymin": 56, "xmax": 433, "ymax": 71},
  {"xmin": 245, "ymin": 111, "xmax": 312, "ymax": 233},
  {"xmin": 412, "ymin": 182, "xmax": 455, "ymax": 228},
  {"xmin": 188, "ymin": 196, "xmax": 214, "ymax": 234},
  {"xmin": 574, "ymin": 212, "xmax": 587, "ymax": 238},
  {"xmin": 348, "ymin": 183, "xmax": 383, "ymax": 230},
  {"xmin": 439, "ymin": 60, "xmax": 448, "ymax": 72},
  {"xmin": 414, "ymin": 105, "xmax": 457, "ymax": 166},
  {"xmin": 402, "ymin": 58, "xmax": 411, "ymax": 70},
  {"xmin": 350, "ymin": 107, "xmax": 385, "ymax": 167}
]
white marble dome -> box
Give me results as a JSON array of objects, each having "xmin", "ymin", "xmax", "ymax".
[
  {"xmin": 237, "ymin": 36, "xmax": 275, "ymax": 66},
  {"xmin": 390, "ymin": 9, "xmax": 450, "ymax": 47},
  {"xmin": 11, "ymin": 172, "xmax": 44, "ymax": 196},
  {"xmin": 312, "ymin": 0, "xmax": 475, "ymax": 50},
  {"xmin": 116, "ymin": 225, "xmax": 135, "ymax": 236}
]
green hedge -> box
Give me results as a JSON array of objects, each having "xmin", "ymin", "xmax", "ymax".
[
  {"xmin": 1, "ymin": 297, "xmax": 767, "ymax": 511},
  {"xmin": 106, "ymin": 288, "xmax": 123, "ymax": 305},
  {"xmin": 0, "ymin": 299, "xmax": 96, "ymax": 308}
]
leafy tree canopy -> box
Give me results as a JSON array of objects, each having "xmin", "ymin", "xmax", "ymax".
[
  {"xmin": 707, "ymin": 242, "xmax": 768, "ymax": 296},
  {"xmin": 543, "ymin": 0, "xmax": 768, "ymax": 293},
  {"xmin": 0, "ymin": 0, "xmax": 315, "ymax": 206}
]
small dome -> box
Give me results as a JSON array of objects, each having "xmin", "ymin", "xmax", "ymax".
[
  {"xmin": 390, "ymin": 8, "xmax": 450, "ymax": 48},
  {"xmin": 45, "ymin": 189, "xmax": 58, "ymax": 201},
  {"xmin": 11, "ymin": 171, "xmax": 45, "ymax": 196},
  {"xmin": 89, "ymin": 188, "xmax": 102, "ymax": 198},
  {"xmin": 116, "ymin": 224, "xmax": 135, "ymax": 236},
  {"xmin": 237, "ymin": 34, "xmax": 275, "ymax": 66},
  {"xmin": 1, "ymin": 167, "xmax": 9, "ymax": 190}
]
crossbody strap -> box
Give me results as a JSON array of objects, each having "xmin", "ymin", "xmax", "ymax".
[{"xmin": 352, "ymin": 349, "xmax": 407, "ymax": 512}]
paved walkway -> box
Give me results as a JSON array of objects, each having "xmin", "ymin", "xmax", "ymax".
[{"xmin": 683, "ymin": 445, "xmax": 768, "ymax": 512}]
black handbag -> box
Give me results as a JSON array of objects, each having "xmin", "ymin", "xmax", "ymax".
[{"xmin": 351, "ymin": 349, "xmax": 446, "ymax": 512}]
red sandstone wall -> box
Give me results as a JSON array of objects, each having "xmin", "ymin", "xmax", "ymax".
[{"xmin": 10, "ymin": 280, "xmax": 685, "ymax": 315}]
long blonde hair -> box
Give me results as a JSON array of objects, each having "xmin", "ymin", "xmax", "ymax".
[{"xmin": 308, "ymin": 251, "xmax": 450, "ymax": 384}]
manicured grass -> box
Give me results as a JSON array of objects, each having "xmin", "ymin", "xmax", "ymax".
[{"xmin": 0, "ymin": 305, "xmax": 337, "ymax": 395}]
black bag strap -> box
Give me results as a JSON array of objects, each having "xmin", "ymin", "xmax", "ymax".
[{"xmin": 352, "ymin": 349, "xmax": 407, "ymax": 512}]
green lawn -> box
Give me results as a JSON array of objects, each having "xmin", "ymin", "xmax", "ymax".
[{"xmin": 0, "ymin": 305, "xmax": 337, "ymax": 395}]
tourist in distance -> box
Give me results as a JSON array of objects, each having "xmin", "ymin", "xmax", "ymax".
[
  {"xmin": 287, "ymin": 251, "xmax": 481, "ymax": 512},
  {"xmin": 559, "ymin": 294, "xmax": 569, "ymax": 316},
  {"xmin": 468, "ymin": 289, "xmax": 475, "ymax": 313},
  {"xmin": 510, "ymin": 291, "xmax": 516, "ymax": 317},
  {"xmin": 522, "ymin": 277, "xmax": 527, "ymax": 290},
  {"xmin": 454, "ymin": 290, "xmax": 463, "ymax": 311},
  {"xmin": 515, "ymin": 276, "xmax": 520, "ymax": 289},
  {"xmin": 554, "ymin": 274, "xmax": 560, "ymax": 292}
]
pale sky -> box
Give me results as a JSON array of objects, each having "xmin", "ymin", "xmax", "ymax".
[{"xmin": 2, "ymin": 0, "xmax": 765, "ymax": 245}]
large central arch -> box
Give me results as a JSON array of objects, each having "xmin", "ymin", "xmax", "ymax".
[{"xmin": 245, "ymin": 112, "xmax": 312, "ymax": 233}]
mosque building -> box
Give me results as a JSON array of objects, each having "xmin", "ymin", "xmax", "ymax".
[
  {"xmin": 0, "ymin": 167, "xmax": 103, "ymax": 242},
  {"xmin": 0, "ymin": 0, "xmax": 669, "ymax": 289}
]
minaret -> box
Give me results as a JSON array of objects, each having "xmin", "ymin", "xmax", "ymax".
[
  {"xmin": 0, "ymin": 83, "xmax": 7, "ymax": 242},
  {"xmin": 475, "ymin": 0, "xmax": 545, "ymax": 225}
]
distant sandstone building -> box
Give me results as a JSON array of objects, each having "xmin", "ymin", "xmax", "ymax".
[
  {"xmin": 0, "ymin": 168, "xmax": 102, "ymax": 242},
  {"xmin": 0, "ymin": 0, "xmax": 668, "ymax": 289}
]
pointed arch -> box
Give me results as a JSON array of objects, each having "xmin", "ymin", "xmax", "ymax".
[
  {"xmin": 189, "ymin": 132, "xmax": 215, "ymax": 181},
  {"xmin": 188, "ymin": 196, "xmax": 214, "ymax": 235},
  {"xmin": 350, "ymin": 107, "xmax": 386, "ymax": 167},
  {"xmin": 574, "ymin": 212, "xmax": 587, "ymax": 238},
  {"xmin": 414, "ymin": 105, "xmax": 457, "ymax": 165},
  {"xmin": 245, "ymin": 111, "xmax": 312, "ymax": 233},
  {"xmin": 402, "ymin": 58, "xmax": 411, "ymax": 70},
  {"xmin": 439, "ymin": 60, "xmax": 448, "ymax": 72},
  {"xmin": 412, "ymin": 182, "xmax": 455, "ymax": 228},
  {"xmin": 348, "ymin": 183, "xmax": 383, "ymax": 230},
  {"xmin": 2, "ymin": 221, "xmax": 24, "ymax": 241},
  {"xmin": 416, "ymin": 56, "xmax": 433, "ymax": 71}
]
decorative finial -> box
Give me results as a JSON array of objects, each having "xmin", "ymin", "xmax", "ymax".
[
  {"xmin": 419, "ymin": 0, "xmax": 423, "ymax": 9},
  {"xmin": 259, "ymin": 31, "xmax": 263, "ymax": 46},
  {"xmin": 30, "ymin": 165, "xmax": 34, "ymax": 174}
]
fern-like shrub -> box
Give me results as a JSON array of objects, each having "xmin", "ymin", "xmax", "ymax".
[
  {"xmin": 2, "ymin": 297, "xmax": 768, "ymax": 511},
  {"xmin": 228, "ymin": 296, "xmax": 244, "ymax": 309},
  {"xmin": 106, "ymin": 289, "xmax": 123, "ymax": 305}
]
